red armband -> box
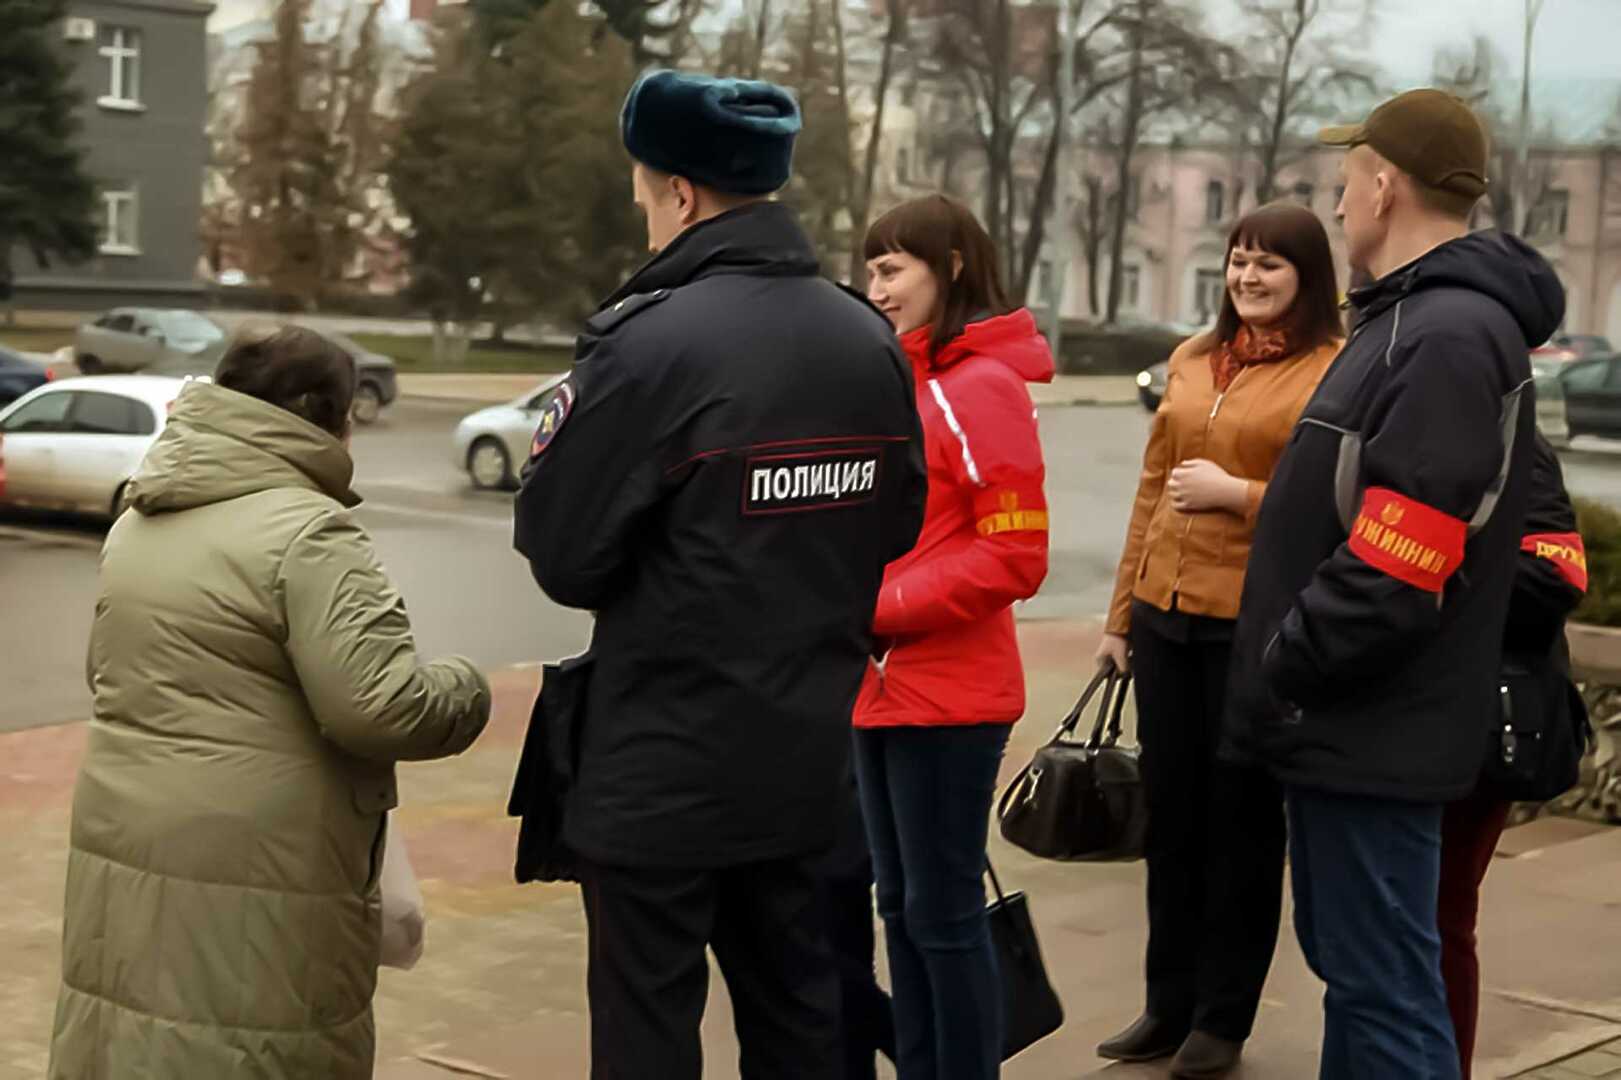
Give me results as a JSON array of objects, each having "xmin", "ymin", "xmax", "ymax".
[
  {"xmin": 1348, "ymin": 487, "xmax": 1466, "ymax": 593},
  {"xmin": 1522, "ymin": 532, "xmax": 1589, "ymax": 592}
]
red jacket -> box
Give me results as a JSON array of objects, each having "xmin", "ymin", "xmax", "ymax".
[{"xmin": 853, "ymin": 309, "xmax": 1053, "ymax": 729}]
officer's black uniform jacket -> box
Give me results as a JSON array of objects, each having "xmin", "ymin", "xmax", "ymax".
[
  {"xmin": 514, "ymin": 202, "xmax": 927, "ymax": 867},
  {"xmin": 1224, "ymin": 231, "xmax": 1565, "ymax": 802}
]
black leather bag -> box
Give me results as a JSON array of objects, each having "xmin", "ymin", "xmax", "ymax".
[
  {"xmin": 986, "ymin": 858, "xmax": 1063, "ymax": 1060},
  {"xmin": 997, "ymin": 664, "xmax": 1147, "ymax": 862},
  {"xmin": 507, "ymin": 652, "xmax": 594, "ymax": 884},
  {"xmin": 1478, "ymin": 652, "xmax": 1591, "ymax": 803}
]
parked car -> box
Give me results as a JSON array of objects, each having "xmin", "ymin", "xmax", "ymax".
[
  {"xmin": 0, "ymin": 346, "xmax": 50, "ymax": 406},
  {"xmin": 1532, "ymin": 333, "xmax": 1613, "ymax": 365},
  {"xmin": 0, "ymin": 376, "xmax": 188, "ymax": 519},
  {"xmin": 1531, "ymin": 356, "xmax": 1571, "ymax": 447},
  {"xmin": 1136, "ymin": 360, "xmax": 1168, "ymax": 411},
  {"xmin": 76, "ymin": 309, "xmax": 228, "ymax": 375},
  {"xmin": 1557, "ymin": 353, "xmax": 1621, "ymax": 441},
  {"xmin": 452, "ymin": 374, "xmax": 567, "ymax": 490},
  {"xmin": 318, "ymin": 330, "xmax": 399, "ymax": 425}
]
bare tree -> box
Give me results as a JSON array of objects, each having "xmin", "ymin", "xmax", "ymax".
[
  {"xmin": 842, "ymin": 0, "xmax": 909, "ymax": 287},
  {"xmin": 1225, "ymin": 0, "xmax": 1377, "ymax": 204},
  {"xmin": 1433, "ymin": 35, "xmax": 1555, "ymax": 238}
]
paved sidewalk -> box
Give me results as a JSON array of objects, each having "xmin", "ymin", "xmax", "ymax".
[
  {"xmin": 398, "ymin": 372, "xmax": 1144, "ymax": 409},
  {"xmin": 3, "ymin": 619, "xmax": 1619, "ymax": 1078}
]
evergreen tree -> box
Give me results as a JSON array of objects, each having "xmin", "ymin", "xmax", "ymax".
[
  {"xmin": 391, "ymin": 2, "xmax": 643, "ymax": 348},
  {"xmin": 0, "ymin": 0, "xmax": 98, "ymax": 304}
]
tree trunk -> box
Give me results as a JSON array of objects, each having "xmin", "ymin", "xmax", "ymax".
[
  {"xmin": 1256, "ymin": 0, "xmax": 1306, "ymax": 205},
  {"xmin": 750, "ymin": 0, "xmax": 773, "ymax": 79},
  {"xmin": 1105, "ymin": 3, "xmax": 1146, "ymax": 324},
  {"xmin": 847, "ymin": 0, "xmax": 904, "ymax": 288},
  {"xmin": 1017, "ymin": 115, "xmax": 1063, "ymax": 303}
]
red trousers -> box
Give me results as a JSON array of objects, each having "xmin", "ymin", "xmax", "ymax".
[{"xmin": 1438, "ymin": 791, "xmax": 1512, "ymax": 1080}]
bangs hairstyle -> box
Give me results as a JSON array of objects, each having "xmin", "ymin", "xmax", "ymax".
[
  {"xmin": 1195, "ymin": 200, "xmax": 1343, "ymax": 356},
  {"xmin": 864, "ymin": 194, "xmax": 1012, "ymax": 359}
]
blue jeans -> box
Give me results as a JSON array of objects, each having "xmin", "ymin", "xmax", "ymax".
[
  {"xmin": 1287, "ymin": 788, "xmax": 1460, "ymax": 1080},
  {"xmin": 854, "ymin": 723, "xmax": 1010, "ymax": 1080}
]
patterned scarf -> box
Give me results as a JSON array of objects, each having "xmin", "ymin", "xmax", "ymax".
[{"xmin": 1209, "ymin": 324, "xmax": 1295, "ymax": 392}]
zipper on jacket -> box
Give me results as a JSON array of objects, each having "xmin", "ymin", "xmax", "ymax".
[{"xmin": 1172, "ymin": 366, "xmax": 1246, "ymax": 594}]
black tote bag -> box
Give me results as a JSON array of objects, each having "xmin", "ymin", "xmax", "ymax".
[
  {"xmin": 997, "ymin": 664, "xmax": 1148, "ymax": 862},
  {"xmin": 987, "ymin": 858, "xmax": 1064, "ymax": 1061}
]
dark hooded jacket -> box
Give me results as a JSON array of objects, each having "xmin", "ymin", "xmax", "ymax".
[
  {"xmin": 514, "ymin": 202, "xmax": 927, "ymax": 867},
  {"xmin": 1224, "ymin": 231, "xmax": 1565, "ymax": 801}
]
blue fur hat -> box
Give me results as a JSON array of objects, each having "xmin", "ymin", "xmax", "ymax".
[{"xmin": 620, "ymin": 70, "xmax": 802, "ymax": 196}]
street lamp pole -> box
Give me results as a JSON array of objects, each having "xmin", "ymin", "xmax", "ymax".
[{"xmin": 1044, "ymin": 0, "xmax": 1081, "ymax": 354}]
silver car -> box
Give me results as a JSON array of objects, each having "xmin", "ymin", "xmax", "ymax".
[
  {"xmin": 76, "ymin": 309, "xmax": 228, "ymax": 375},
  {"xmin": 451, "ymin": 374, "xmax": 568, "ymax": 490}
]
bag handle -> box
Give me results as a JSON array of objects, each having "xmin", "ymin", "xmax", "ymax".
[
  {"xmin": 1085, "ymin": 666, "xmax": 1133, "ymax": 750},
  {"xmin": 1050, "ymin": 664, "xmax": 1115, "ymax": 739}
]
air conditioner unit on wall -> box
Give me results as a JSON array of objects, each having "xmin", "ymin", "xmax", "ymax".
[{"xmin": 64, "ymin": 17, "xmax": 96, "ymax": 42}]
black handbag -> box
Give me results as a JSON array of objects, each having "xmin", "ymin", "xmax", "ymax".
[
  {"xmin": 1478, "ymin": 651, "xmax": 1591, "ymax": 803},
  {"xmin": 997, "ymin": 664, "xmax": 1148, "ymax": 862},
  {"xmin": 986, "ymin": 858, "xmax": 1063, "ymax": 1061},
  {"xmin": 507, "ymin": 652, "xmax": 594, "ymax": 884}
]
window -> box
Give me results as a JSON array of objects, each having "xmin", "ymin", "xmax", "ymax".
[
  {"xmin": 105, "ymin": 313, "xmax": 136, "ymax": 333},
  {"xmin": 1, "ymin": 391, "xmax": 73, "ymax": 433},
  {"xmin": 1126, "ymin": 175, "xmax": 1142, "ymax": 221},
  {"xmin": 1037, "ymin": 259, "xmax": 1060, "ymax": 309},
  {"xmin": 1529, "ymin": 190, "xmax": 1571, "ymax": 238},
  {"xmin": 897, "ymin": 147, "xmax": 911, "ymax": 184},
  {"xmin": 1292, "ymin": 181, "xmax": 1315, "ymax": 206},
  {"xmin": 1122, "ymin": 264, "xmax": 1142, "ymax": 311},
  {"xmin": 69, "ymin": 392, "xmax": 155, "ymax": 436},
  {"xmin": 98, "ymin": 26, "xmax": 142, "ymax": 108},
  {"xmin": 1195, "ymin": 268, "xmax": 1225, "ymax": 321},
  {"xmin": 525, "ymin": 386, "xmax": 561, "ymax": 412},
  {"xmin": 101, "ymin": 189, "xmax": 139, "ymax": 255},
  {"xmin": 1205, "ymin": 180, "xmax": 1225, "ymax": 225}
]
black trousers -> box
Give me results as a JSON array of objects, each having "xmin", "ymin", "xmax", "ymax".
[
  {"xmin": 580, "ymin": 854, "xmax": 842, "ymax": 1080},
  {"xmin": 1130, "ymin": 602, "xmax": 1287, "ymax": 1041}
]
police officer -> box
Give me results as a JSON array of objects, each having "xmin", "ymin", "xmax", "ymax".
[{"xmin": 513, "ymin": 70, "xmax": 927, "ymax": 1080}]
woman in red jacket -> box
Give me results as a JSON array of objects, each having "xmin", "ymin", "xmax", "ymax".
[{"xmin": 856, "ymin": 194, "xmax": 1052, "ymax": 1080}]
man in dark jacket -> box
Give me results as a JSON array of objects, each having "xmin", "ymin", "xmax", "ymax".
[
  {"xmin": 513, "ymin": 70, "xmax": 927, "ymax": 1080},
  {"xmin": 1224, "ymin": 89, "xmax": 1566, "ymax": 1078}
]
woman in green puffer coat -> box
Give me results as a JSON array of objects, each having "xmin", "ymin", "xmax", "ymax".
[{"xmin": 48, "ymin": 326, "xmax": 492, "ymax": 1079}]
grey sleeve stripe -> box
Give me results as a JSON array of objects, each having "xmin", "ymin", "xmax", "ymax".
[
  {"xmin": 1467, "ymin": 377, "xmax": 1532, "ymax": 536},
  {"xmin": 1383, "ymin": 301, "xmax": 1404, "ymax": 367}
]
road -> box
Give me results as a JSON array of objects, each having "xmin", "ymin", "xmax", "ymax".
[{"xmin": 5, "ymin": 397, "xmax": 1621, "ymax": 734}]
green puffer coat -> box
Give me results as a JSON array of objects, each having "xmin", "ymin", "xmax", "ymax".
[{"xmin": 48, "ymin": 381, "xmax": 491, "ymax": 1079}]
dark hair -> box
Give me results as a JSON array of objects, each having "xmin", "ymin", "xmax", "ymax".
[
  {"xmin": 864, "ymin": 194, "xmax": 1013, "ymax": 359},
  {"xmin": 1193, "ymin": 201, "xmax": 1343, "ymax": 356},
  {"xmin": 214, "ymin": 325, "xmax": 356, "ymax": 438}
]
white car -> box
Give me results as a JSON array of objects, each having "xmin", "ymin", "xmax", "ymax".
[
  {"xmin": 0, "ymin": 376, "xmax": 189, "ymax": 520},
  {"xmin": 451, "ymin": 374, "xmax": 568, "ymax": 490}
]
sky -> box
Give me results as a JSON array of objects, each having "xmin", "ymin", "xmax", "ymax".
[{"xmin": 206, "ymin": 0, "xmax": 1621, "ymax": 82}]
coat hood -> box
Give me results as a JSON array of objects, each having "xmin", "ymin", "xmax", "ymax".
[
  {"xmin": 901, "ymin": 308, "xmax": 1056, "ymax": 384},
  {"xmin": 1351, "ymin": 230, "xmax": 1566, "ymax": 349},
  {"xmin": 127, "ymin": 381, "xmax": 360, "ymax": 515}
]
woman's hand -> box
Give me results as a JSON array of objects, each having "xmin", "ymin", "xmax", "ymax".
[
  {"xmin": 1095, "ymin": 632, "xmax": 1130, "ymax": 675},
  {"xmin": 1168, "ymin": 459, "xmax": 1248, "ymax": 515}
]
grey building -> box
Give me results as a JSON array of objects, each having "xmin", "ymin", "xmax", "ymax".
[{"xmin": 14, "ymin": 0, "xmax": 212, "ymax": 310}]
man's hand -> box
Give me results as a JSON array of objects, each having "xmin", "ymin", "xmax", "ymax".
[{"xmin": 1168, "ymin": 459, "xmax": 1247, "ymax": 515}]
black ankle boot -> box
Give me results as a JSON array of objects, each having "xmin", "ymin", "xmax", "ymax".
[
  {"xmin": 1170, "ymin": 1031, "xmax": 1244, "ymax": 1078},
  {"xmin": 1096, "ymin": 1013, "xmax": 1188, "ymax": 1062}
]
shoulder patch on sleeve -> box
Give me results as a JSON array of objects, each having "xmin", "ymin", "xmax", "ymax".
[
  {"xmin": 528, "ymin": 379, "xmax": 577, "ymax": 459},
  {"xmin": 584, "ymin": 289, "xmax": 673, "ymax": 337}
]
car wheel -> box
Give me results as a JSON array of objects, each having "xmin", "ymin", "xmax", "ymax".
[
  {"xmin": 78, "ymin": 354, "xmax": 104, "ymax": 375},
  {"xmin": 467, "ymin": 438, "xmax": 513, "ymax": 491},
  {"xmin": 352, "ymin": 382, "xmax": 383, "ymax": 425}
]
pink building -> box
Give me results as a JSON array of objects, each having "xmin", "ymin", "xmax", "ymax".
[{"xmin": 1056, "ymin": 142, "xmax": 1621, "ymax": 343}]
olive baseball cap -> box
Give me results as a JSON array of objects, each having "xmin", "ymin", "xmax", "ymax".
[{"xmin": 1320, "ymin": 88, "xmax": 1489, "ymax": 203}]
